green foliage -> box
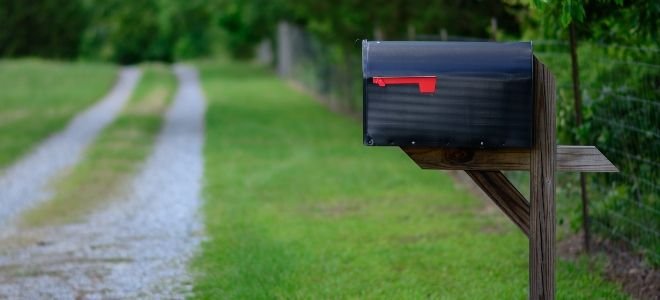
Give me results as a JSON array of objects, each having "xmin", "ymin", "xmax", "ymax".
[
  {"xmin": 214, "ymin": 0, "xmax": 526, "ymax": 59},
  {"xmin": 2, "ymin": 0, "xmax": 656, "ymax": 64},
  {"xmin": 214, "ymin": 0, "xmax": 285, "ymax": 59},
  {"xmin": 166, "ymin": 0, "xmax": 215, "ymax": 59},
  {"xmin": 108, "ymin": 0, "xmax": 163, "ymax": 63},
  {"xmin": 0, "ymin": 0, "xmax": 87, "ymax": 58},
  {"xmin": 580, "ymin": 0, "xmax": 658, "ymax": 44},
  {"xmin": 531, "ymin": 0, "xmax": 586, "ymax": 26},
  {"xmin": 1, "ymin": 0, "xmax": 214, "ymax": 63},
  {"xmin": 80, "ymin": 0, "xmax": 214, "ymax": 63},
  {"xmin": 529, "ymin": 0, "xmax": 658, "ymax": 44}
]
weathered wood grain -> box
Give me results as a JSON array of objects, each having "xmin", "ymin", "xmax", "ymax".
[
  {"xmin": 530, "ymin": 56, "xmax": 556, "ymax": 300},
  {"xmin": 401, "ymin": 145, "xmax": 617, "ymax": 172},
  {"xmin": 556, "ymin": 146, "xmax": 617, "ymax": 172},
  {"xmin": 465, "ymin": 170, "xmax": 530, "ymax": 236}
]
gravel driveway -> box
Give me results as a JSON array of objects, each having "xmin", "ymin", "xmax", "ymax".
[
  {"xmin": 0, "ymin": 68, "xmax": 141, "ymax": 227},
  {"xmin": 0, "ymin": 65, "xmax": 206, "ymax": 299}
]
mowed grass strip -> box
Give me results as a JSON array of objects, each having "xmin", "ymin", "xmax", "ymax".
[
  {"xmin": 20, "ymin": 64, "xmax": 175, "ymax": 227},
  {"xmin": 0, "ymin": 59, "xmax": 117, "ymax": 170},
  {"xmin": 194, "ymin": 59, "xmax": 627, "ymax": 299}
]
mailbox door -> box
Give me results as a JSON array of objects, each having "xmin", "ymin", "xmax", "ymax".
[{"xmin": 363, "ymin": 41, "xmax": 533, "ymax": 148}]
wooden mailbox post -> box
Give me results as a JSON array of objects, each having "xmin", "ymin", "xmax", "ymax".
[
  {"xmin": 401, "ymin": 58, "xmax": 617, "ymax": 299},
  {"xmin": 362, "ymin": 41, "xmax": 617, "ymax": 299}
]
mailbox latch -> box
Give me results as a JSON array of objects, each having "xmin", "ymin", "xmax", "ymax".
[{"xmin": 372, "ymin": 76, "xmax": 437, "ymax": 94}]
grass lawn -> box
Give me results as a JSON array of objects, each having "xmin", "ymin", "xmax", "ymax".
[
  {"xmin": 193, "ymin": 59, "xmax": 628, "ymax": 299},
  {"xmin": 20, "ymin": 64, "xmax": 175, "ymax": 227},
  {"xmin": 0, "ymin": 59, "xmax": 117, "ymax": 170}
]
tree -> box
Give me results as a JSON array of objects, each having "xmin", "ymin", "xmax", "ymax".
[
  {"xmin": 214, "ymin": 0, "xmax": 286, "ymax": 58},
  {"xmin": 530, "ymin": 0, "xmax": 658, "ymax": 44},
  {"xmin": 80, "ymin": 0, "xmax": 215, "ymax": 63}
]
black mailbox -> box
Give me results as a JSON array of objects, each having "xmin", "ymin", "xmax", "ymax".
[{"xmin": 363, "ymin": 41, "xmax": 533, "ymax": 148}]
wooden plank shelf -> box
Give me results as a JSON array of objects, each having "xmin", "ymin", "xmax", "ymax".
[{"xmin": 401, "ymin": 145, "xmax": 617, "ymax": 173}]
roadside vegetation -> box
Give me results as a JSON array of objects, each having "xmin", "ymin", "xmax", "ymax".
[
  {"xmin": 20, "ymin": 64, "xmax": 175, "ymax": 227},
  {"xmin": 0, "ymin": 59, "xmax": 116, "ymax": 170},
  {"xmin": 193, "ymin": 59, "xmax": 627, "ymax": 299}
]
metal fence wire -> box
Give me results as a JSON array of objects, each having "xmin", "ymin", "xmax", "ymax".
[
  {"xmin": 277, "ymin": 24, "xmax": 659, "ymax": 266},
  {"xmin": 277, "ymin": 22, "xmax": 362, "ymax": 115},
  {"xmin": 534, "ymin": 41, "xmax": 660, "ymax": 266}
]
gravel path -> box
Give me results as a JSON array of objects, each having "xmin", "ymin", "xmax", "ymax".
[
  {"xmin": 0, "ymin": 67, "xmax": 141, "ymax": 227},
  {"xmin": 0, "ymin": 65, "xmax": 206, "ymax": 299}
]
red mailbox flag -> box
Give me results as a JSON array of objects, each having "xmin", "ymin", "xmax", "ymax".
[{"xmin": 372, "ymin": 76, "xmax": 437, "ymax": 94}]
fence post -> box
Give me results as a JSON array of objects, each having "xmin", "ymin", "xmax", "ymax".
[
  {"xmin": 374, "ymin": 26, "xmax": 384, "ymax": 41},
  {"xmin": 277, "ymin": 21, "xmax": 293, "ymax": 77},
  {"xmin": 407, "ymin": 24, "xmax": 416, "ymax": 41},
  {"xmin": 490, "ymin": 18, "xmax": 498, "ymax": 41},
  {"xmin": 440, "ymin": 28, "xmax": 448, "ymax": 41},
  {"xmin": 256, "ymin": 39, "xmax": 273, "ymax": 66}
]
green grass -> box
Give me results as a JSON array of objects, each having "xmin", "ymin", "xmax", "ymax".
[
  {"xmin": 193, "ymin": 59, "xmax": 628, "ymax": 299},
  {"xmin": 0, "ymin": 59, "xmax": 117, "ymax": 170},
  {"xmin": 20, "ymin": 64, "xmax": 175, "ymax": 227}
]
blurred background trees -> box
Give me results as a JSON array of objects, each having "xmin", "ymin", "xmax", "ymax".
[
  {"xmin": 2, "ymin": 0, "xmax": 656, "ymax": 62},
  {"xmin": 0, "ymin": 0, "xmax": 87, "ymax": 58},
  {"xmin": 1, "ymin": 0, "xmax": 214, "ymax": 63}
]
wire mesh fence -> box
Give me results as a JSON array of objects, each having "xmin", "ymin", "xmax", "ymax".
[
  {"xmin": 277, "ymin": 23, "xmax": 659, "ymax": 266},
  {"xmin": 534, "ymin": 41, "xmax": 659, "ymax": 266},
  {"xmin": 277, "ymin": 22, "xmax": 362, "ymax": 115}
]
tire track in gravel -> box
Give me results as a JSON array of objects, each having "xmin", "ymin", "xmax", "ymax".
[
  {"xmin": 0, "ymin": 67, "xmax": 142, "ymax": 227},
  {"xmin": 0, "ymin": 65, "xmax": 205, "ymax": 299}
]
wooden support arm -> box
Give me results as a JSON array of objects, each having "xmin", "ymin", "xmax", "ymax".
[{"xmin": 465, "ymin": 170, "xmax": 530, "ymax": 237}]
